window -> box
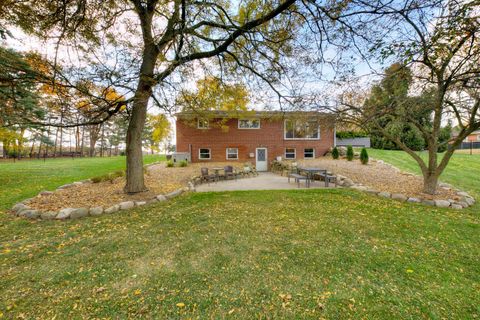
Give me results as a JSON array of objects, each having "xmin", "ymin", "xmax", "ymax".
[
  {"xmin": 226, "ymin": 148, "xmax": 238, "ymax": 160},
  {"xmin": 284, "ymin": 119, "xmax": 320, "ymax": 140},
  {"xmin": 199, "ymin": 148, "xmax": 211, "ymax": 160},
  {"xmin": 238, "ymin": 119, "xmax": 260, "ymax": 129},
  {"xmin": 285, "ymin": 148, "xmax": 296, "ymax": 159},
  {"xmin": 197, "ymin": 118, "xmax": 209, "ymax": 129},
  {"xmin": 304, "ymin": 148, "xmax": 315, "ymax": 159}
]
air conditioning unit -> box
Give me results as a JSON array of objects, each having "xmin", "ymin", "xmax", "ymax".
[{"xmin": 172, "ymin": 152, "xmax": 191, "ymax": 163}]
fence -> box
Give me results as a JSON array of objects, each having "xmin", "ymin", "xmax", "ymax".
[{"xmin": 457, "ymin": 141, "xmax": 480, "ymax": 150}]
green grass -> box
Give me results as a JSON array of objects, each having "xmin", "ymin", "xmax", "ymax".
[
  {"xmin": 0, "ymin": 155, "xmax": 164, "ymax": 211},
  {"xmin": 367, "ymin": 149, "xmax": 480, "ymax": 198},
  {"xmin": 0, "ymin": 190, "xmax": 478, "ymax": 318}
]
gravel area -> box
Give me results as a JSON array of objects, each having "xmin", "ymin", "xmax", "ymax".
[
  {"xmin": 296, "ymin": 158, "xmax": 458, "ymax": 200},
  {"xmin": 27, "ymin": 162, "xmax": 243, "ymax": 211}
]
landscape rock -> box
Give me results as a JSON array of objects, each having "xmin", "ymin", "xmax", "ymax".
[
  {"xmin": 165, "ymin": 189, "xmax": 183, "ymax": 199},
  {"xmin": 342, "ymin": 179, "xmax": 354, "ymax": 187},
  {"xmin": 147, "ymin": 198, "xmax": 158, "ymax": 204},
  {"xmin": 70, "ymin": 208, "xmax": 89, "ymax": 219},
  {"xmin": 365, "ymin": 189, "xmax": 379, "ymax": 194},
  {"xmin": 57, "ymin": 183, "xmax": 75, "ymax": 190},
  {"xmin": 135, "ymin": 201, "xmax": 147, "ymax": 207},
  {"xmin": 434, "ymin": 200, "xmax": 451, "ymax": 208},
  {"xmin": 462, "ymin": 196, "xmax": 475, "ymax": 206},
  {"xmin": 391, "ymin": 193, "xmax": 408, "ymax": 202},
  {"xmin": 105, "ymin": 205, "xmax": 119, "ymax": 214},
  {"xmin": 456, "ymin": 191, "xmax": 469, "ymax": 197},
  {"xmin": 56, "ymin": 208, "xmax": 75, "ymax": 220},
  {"xmin": 119, "ymin": 201, "xmax": 135, "ymax": 210},
  {"xmin": 89, "ymin": 207, "xmax": 104, "ymax": 216},
  {"xmin": 378, "ymin": 191, "xmax": 391, "ymax": 198},
  {"xmin": 407, "ymin": 197, "xmax": 421, "ymax": 203},
  {"xmin": 72, "ymin": 182, "xmax": 83, "ymax": 186},
  {"xmin": 422, "ymin": 199, "xmax": 435, "ymax": 206},
  {"xmin": 456, "ymin": 201, "xmax": 469, "ymax": 208},
  {"xmin": 12, "ymin": 203, "xmax": 29, "ymax": 213},
  {"xmin": 451, "ymin": 204, "xmax": 463, "ymax": 210},
  {"xmin": 41, "ymin": 211, "xmax": 58, "ymax": 220},
  {"xmin": 351, "ymin": 185, "xmax": 368, "ymax": 191},
  {"xmin": 39, "ymin": 191, "xmax": 54, "ymax": 196},
  {"xmin": 23, "ymin": 210, "xmax": 40, "ymax": 219}
]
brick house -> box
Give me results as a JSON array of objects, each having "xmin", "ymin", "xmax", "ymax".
[{"xmin": 175, "ymin": 111, "xmax": 336, "ymax": 171}]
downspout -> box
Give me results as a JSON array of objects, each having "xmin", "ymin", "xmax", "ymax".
[{"xmin": 333, "ymin": 123, "xmax": 337, "ymax": 147}]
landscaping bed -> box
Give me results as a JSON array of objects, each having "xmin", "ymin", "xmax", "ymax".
[
  {"xmin": 21, "ymin": 162, "xmax": 247, "ymax": 213},
  {"xmin": 292, "ymin": 157, "xmax": 464, "ymax": 203}
]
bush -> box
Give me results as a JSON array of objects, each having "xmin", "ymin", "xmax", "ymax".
[
  {"xmin": 91, "ymin": 170, "xmax": 125, "ymax": 183},
  {"xmin": 120, "ymin": 151, "xmax": 126, "ymax": 156},
  {"xmin": 166, "ymin": 160, "xmax": 174, "ymax": 167},
  {"xmin": 179, "ymin": 160, "xmax": 188, "ymax": 167},
  {"xmin": 332, "ymin": 147, "xmax": 339, "ymax": 159},
  {"xmin": 346, "ymin": 145, "xmax": 354, "ymax": 161},
  {"xmin": 360, "ymin": 148, "xmax": 369, "ymax": 165}
]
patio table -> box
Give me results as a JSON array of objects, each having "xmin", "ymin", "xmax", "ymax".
[
  {"xmin": 298, "ymin": 167, "xmax": 327, "ymax": 187},
  {"xmin": 212, "ymin": 167, "xmax": 224, "ymax": 180}
]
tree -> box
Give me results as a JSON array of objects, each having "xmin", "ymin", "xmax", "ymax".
[
  {"xmin": 360, "ymin": 148, "xmax": 368, "ymax": 165},
  {"xmin": 334, "ymin": 0, "xmax": 480, "ymax": 194},
  {"xmin": 346, "ymin": 145, "xmax": 354, "ymax": 161},
  {"xmin": 1, "ymin": 0, "xmax": 305, "ymax": 193},
  {"xmin": 143, "ymin": 114, "xmax": 171, "ymax": 154}
]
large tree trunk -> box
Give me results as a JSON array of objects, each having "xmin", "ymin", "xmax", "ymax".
[
  {"xmin": 124, "ymin": 84, "xmax": 150, "ymax": 194},
  {"xmin": 423, "ymin": 172, "xmax": 439, "ymax": 194},
  {"xmin": 124, "ymin": 44, "xmax": 158, "ymax": 194}
]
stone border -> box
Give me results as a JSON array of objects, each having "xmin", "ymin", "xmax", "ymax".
[
  {"xmin": 8, "ymin": 162, "xmax": 197, "ymax": 221},
  {"xmin": 335, "ymin": 160, "xmax": 475, "ymax": 210}
]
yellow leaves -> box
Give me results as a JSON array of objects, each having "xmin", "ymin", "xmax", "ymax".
[
  {"xmin": 176, "ymin": 302, "xmax": 185, "ymax": 308},
  {"xmin": 406, "ymin": 269, "xmax": 414, "ymax": 273},
  {"xmin": 2, "ymin": 249, "xmax": 11, "ymax": 254},
  {"xmin": 134, "ymin": 289, "xmax": 142, "ymax": 295}
]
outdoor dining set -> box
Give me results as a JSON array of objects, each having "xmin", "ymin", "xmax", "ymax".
[
  {"xmin": 287, "ymin": 167, "xmax": 337, "ymax": 188},
  {"xmin": 200, "ymin": 164, "xmax": 258, "ymax": 184}
]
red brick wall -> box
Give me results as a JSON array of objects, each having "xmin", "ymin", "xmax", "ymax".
[{"xmin": 176, "ymin": 117, "xmax": 335, "ymax": 165}]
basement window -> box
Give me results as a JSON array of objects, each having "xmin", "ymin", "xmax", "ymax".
[
  {"xmin": 199, "ymin": 148, "xmax": 211, "ymax": 160},
  {"xmin": 285, "ymin": 148, "xmax": 296, "ymax": 159},
  {"xmin": 304, "ymin": 148, "xmax": 315, "ymax": 159}
]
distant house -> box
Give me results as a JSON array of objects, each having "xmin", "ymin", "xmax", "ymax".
[
  {"xmin": 463, "ymin": 130, "xmax": 480, "ymax": 142},
  {"xmin": 175, "ymin": 111, "xmax": 336, "ymax": 171}
]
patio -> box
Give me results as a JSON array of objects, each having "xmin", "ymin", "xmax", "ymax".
[{"xmin": 195, "ymin": 172, "xmax": 334, "ymax": 192}]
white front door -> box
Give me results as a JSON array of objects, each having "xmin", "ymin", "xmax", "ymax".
[{"xmin": 256, "ymin": 148, "xmax": 268, "ymax": 171}]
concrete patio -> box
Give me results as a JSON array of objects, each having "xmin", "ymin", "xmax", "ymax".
[{"xmin": 195, "ymin": 172, "xmax": 334, "ymax": 192}]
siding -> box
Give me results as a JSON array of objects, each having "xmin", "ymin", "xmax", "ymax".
[{"xmin": 336, "ymin": 137, "xmax": 371, "ymax": 148}]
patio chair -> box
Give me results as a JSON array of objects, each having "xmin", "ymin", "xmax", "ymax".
[
  {"xmin": 200, "ymin": 167, "xmax": 217, "ymax": 184},
  {"xmin": 223, "ymin": 166, "xmax": 237, "ymax": 180}
]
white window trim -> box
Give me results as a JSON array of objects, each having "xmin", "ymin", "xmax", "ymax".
[
  {"xmin": 197, "ymin": 118, "xmax": 209, "ymax": 129},
  {"xmin": 285, "ymin": 148, "xmax": 296, "ymax": 159},
  {"xmin": 198, "ymin": 148, "xmax": 211, "ymax": 160},
  {"xmin": 304, "ymin": 148, "xmax": 315, "ymax": 159},
  {"xmin": 226, "ymin": 148, "xmax": 239, "ymax": 160},
  {"xmin": 284, "ymin": 119, "xmax": 320, "ymax": 140},
  {"xmin": 238, "ymin": 119, "xmax": 261, "ymax": 129}
]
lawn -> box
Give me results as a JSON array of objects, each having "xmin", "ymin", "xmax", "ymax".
[
  {"xmin": 0, "ymin": 190, "xmax": 479, "ymax": 318},
  {"xmin": 367, "ymin": 149, "xmax": 480, "ymax": 198},
  {"xmin": 0, "ymin": 155, "xmax": 164, "ymax": 211},
  {"xmin": 0, "ymin": 152, "xmax": 479, "ymax": 318}
]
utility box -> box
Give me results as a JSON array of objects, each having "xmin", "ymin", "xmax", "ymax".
[{"xmin": 172, "ymin": 152, "xmax": 191, "ymax": 163}]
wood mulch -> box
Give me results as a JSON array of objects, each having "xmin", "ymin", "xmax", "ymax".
[
  {"xmin": 296, "ymin": 158, "xmax": 459, "ymax": 201},
  {"xmin": 27, "ymin": 162, "xmax": 243, "ymax": 212}
]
